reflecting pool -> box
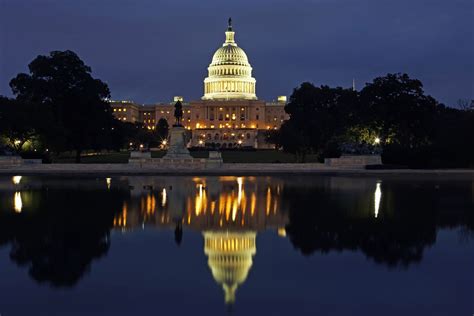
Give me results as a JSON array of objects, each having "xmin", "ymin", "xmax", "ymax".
[{"xmin": 0, "ymin": 175, "xmax": 472, "ymax": 315}]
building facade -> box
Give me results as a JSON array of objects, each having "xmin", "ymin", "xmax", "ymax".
[{"xmin": 110, "ymin": 20, "xmax": 289, "ymax": 148}]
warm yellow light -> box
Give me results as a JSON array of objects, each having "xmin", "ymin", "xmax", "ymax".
[
  {"xmin": 162, "ymin": 140, "xmax": 167, "ymax": 145},
  {"xmin": 277, "ymin": 227, "xmax": 287, "ymax": 237},
  {"xmin": 106, "ymin": 177, "xmax": 111, "ymax": 189},
  {"xmin": 196, "ymin": 123, "xmax": 200, "ymax": 128},
  {"xmin": 199, "ymin": 140, "xmax": 204, "ymax": 145},
  {"xmin": 238, "ymin": 140, "xmax": 242, "ymax": 144},
  {"xmin": 140, "ymin": 144, "xmax": 144, "ymax": 148},
  {"xmin": 14, "ymin": 192, "xmax": 22, "ymax": 213},
  {"xmin": 12, "ymin": 175, "xmax": 22, "ymax": 185},
  {"xmin": 374, "ymin": 137, "xmax": 381, "ymax": 144}
]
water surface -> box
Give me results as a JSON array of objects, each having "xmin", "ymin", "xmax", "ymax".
[{"xmin": 0, "ymin": 175, "xmax": 473, "ymax": 315}]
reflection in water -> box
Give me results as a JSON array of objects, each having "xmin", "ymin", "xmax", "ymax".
[
  {"xmin": 0, "ymin": 175, "xmax": 473, "ymax": 310},
  {"xmin": 374, "ymin": 181, "xmax": 382, "ymax": 218},
  {"xmin": 112, "ymin": 176, "xmax": 288, "ymax": 305},
  {"xmin": 204, "ymin": 231, "xmax": 256, "ymax": 305},
  {"xmin": 161, "ymin": 188, "xmax": 166, "ymax": 207},
  {"xmin": 14, "ymin": 191, "xmax": 22, "ymax": 213},
  {"xmin": 106, "ymin": 177, "xmax": 112, "ymax": 189}
]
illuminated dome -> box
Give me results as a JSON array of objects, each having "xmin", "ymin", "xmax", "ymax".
[
  {"xmin": 203, "ymin": 231, "xmax": 256, "ymax": 305},
  {"xmin": 203, "ymin": 19, "xmax": 257, "ymax": 100}
]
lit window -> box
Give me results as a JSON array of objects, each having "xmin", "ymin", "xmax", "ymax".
[{"xmin": 123, "ymin": 109, "xmax": 127, "ymax": 112}]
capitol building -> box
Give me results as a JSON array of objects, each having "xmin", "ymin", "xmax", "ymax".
[{"xmin": 110, "ymin": 19, "xmax": 288, "ymax": 148}]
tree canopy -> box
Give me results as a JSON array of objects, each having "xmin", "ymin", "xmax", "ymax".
[
  {"xmin": 9, "ymin": 50, "xmax": 114, "ymax": 162},
  {"xmin": 271, "ymin": 73, "xmax": 473, "ymax": 167}
]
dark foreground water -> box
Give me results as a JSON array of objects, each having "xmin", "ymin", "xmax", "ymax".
[{"xmin": 0, "ymin": 175, "xmax": 472, "ymax": 316}]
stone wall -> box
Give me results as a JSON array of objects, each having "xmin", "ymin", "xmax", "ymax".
[
  {"xmin": 324, "ymin": 155, "xmax": 382, "ymax": 168},
  {"xmin": 0, "ymin": 156, "xmax": 23, "ymax": 168}
]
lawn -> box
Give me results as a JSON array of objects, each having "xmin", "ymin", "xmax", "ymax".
[{"xmin": 48, "ymin": 150, "xmax": 320, "ymax": 163}]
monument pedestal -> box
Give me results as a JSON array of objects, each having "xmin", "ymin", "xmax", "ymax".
[{"xmin": 163, "ymin": 126, "xmax": 192, "ymax": 159}]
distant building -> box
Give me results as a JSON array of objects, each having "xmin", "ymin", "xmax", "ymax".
[{"xmin": 110, "ymin": 20, "xmax": 289, "ymax": 148}]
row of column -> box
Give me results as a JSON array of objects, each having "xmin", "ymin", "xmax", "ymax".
[{"xmin": 205, "ymin": 81, "xmax": 255, "ymax": 94}]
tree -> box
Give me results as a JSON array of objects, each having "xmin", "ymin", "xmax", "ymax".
[
  {"xmin": 174, "ymin": 101, "xmax": 183, "ymax": 126},
  {"xmin": 0, "ymin": 97, "xmax": 38, "ymax": 153},
  {"xmin": 280, "ymin": 82, "xmax": 357, "ymax": 161},
  {"xmin": 359, "ymin": 73, "xmax": 442, "ymax": 148},
  {"xmin": 155, "ymin": 118, "xmax": 169, "ymax": 141},
  {"xmin": 9, "ymin": 50, "xmax": 113, "ymax": 162}
]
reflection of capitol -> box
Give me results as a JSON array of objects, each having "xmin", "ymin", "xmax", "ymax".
[
  {"xmin": 204, "ymin": 231, "xmax": 256, "ymax": 304},
  {"xmin": 112, "ymin": 176, "xmax": 288, "ymax": 305}
]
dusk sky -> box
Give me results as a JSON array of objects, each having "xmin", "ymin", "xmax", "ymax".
[{"xmin": 1, "ymin": 0, "xmax": 472, "ymax": 106}]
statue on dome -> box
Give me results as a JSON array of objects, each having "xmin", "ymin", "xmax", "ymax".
[
  {"xmin": 173, "ymin": 100, "xmax": 183, "ymax": 126},
  {"xmin": 228, "ymin": 17, "xmax": 232, "ymax": 30}
]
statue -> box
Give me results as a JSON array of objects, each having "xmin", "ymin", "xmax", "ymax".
[{"xmin": 174, "ymin": 100, "xmax": 183, "ymax": 126}]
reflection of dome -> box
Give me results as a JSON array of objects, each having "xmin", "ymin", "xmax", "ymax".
[
  {"xmin": 203, "ymin": 231, "xmax": 256, "ymax": 304},
  {"xmin": 203, "ymin": 19, "xmax": 257, "ymax": 100}
]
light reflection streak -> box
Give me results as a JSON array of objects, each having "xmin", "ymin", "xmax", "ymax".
[
  {"xmin": 161, "ymin": 188, "xmax": 167, "ymax": 207},
  {"xmin": 14, "ymin": 192, "xmax": 22, "ymax": 213},
  {"xmin": 374, "ymin": 181, "xmax": 382, "ymax": 218}
]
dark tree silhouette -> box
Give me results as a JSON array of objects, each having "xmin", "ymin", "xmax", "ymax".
[
  {"xmin": 283, "ymin": 178, "xmax": 473, "ymax": 267},
  {"xmin": 0, "ymin": 187, "xmax": 125, "ymax": 286},
  {"xmin": 9, "ymin": 50, "xmax": 113, "ymax": 162},
  {"xmin": 0, "ymin": 97, "xmax": 38, "ymax": 153},
  {"xmin": 156, "ymin": 118, "xmax": 169, "ymax": 141}
]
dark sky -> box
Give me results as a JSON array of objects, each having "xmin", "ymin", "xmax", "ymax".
[{"xmin": 1, "ymin": 0, "xmax": 473, "ymax": 105}]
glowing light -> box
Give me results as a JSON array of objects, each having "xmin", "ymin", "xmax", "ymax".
[
  {"xmin": 162, "ymin": 140, "xmax": 167, "ymax": 146},
  {"xmin": 140, "ymin": 144, "xmax": 144, "ymax": 148},
  {"xmin": 129, "ymin": 142, "xmax": 133, "ymax": 146},
  {"xmin": 106, "ymin": 177, "xmax": 111, "ymax": 189},
  {"xmin": 237, "ymin": 177, "xmax": 243, "ymax": 205},
  {"xmin": 199, "ymin": 140, "xmax": 204, "ymax": 145},
  {"xmin": 14, "ymin": 192, "xmax": 22, "ymax": 213},
  {"xmin": 374, "ymin": 137, "xmax": 381, "ymax": 145},
  {"xmin": 277, "ymin": 227, "xmax": 286, "ymax": 237},
  {"xmin": 374, "ymin": 181, "xmax": 382, "ymax": 218},
  {"xmin": 161, "ymin": 188, "xmax": 167, "ymax": 207},
  {"xmin": 12, "ymin": 176, "xmax": 22, "ymax": 185},
  {"xmin": 266, "ymin": 187, "xmax": 271, "ymax": 215},
  {"xmin": 238, "ymin": 140, "xmax": 242, "ymax": 145},
  {"xmin": 14, "ymin": 140, "xmax": 21, "ymax": 145}
]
